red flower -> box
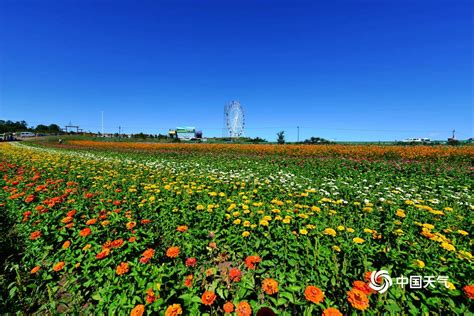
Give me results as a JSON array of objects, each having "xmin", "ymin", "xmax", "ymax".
[
  {"xmin": 111, "ymin": 238, "xmax": 124, "ymax": 248},
  {"xmin": 185, "ymin": 257, "xmax": 197, "ymax": 267},
  {"xmin": 184, "ymin": 274, "xmax": 193, "ymax": 288},
  {"xmin": 146, "ymin": 288, "xmax": 156, "ymax": 303},
  {"xmin": 25, "ymin": 194, "xmax": 35, "ymax": 203},
  {"xmin": 244, "ymin": 255, "xmax": 261, "ymax": 270},
  {"xmin": 95, "ymin": 248, "xmax": 110, "ymax": 259},
  {"xmin": 30, "ymin": 230, "xmax": 41, "ymax": 240},
  {"xmin": 229, "ymin": 267, "xmax": 242, "ymax": 282},
  {"xmin": 79, "ymin": 227, "xmax": 91, "ymax": 237}
]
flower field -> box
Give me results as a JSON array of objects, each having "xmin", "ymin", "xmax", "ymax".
[{"xmin": 1, "ymin": 141, "xmax": 473, "ymax": 315}]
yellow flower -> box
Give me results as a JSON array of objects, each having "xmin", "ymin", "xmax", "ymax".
[
  {"xmin": 242, "ymin": 231, "xmax": 250, "ymax": 237},
  {"xmin": 282, "ymin": 218, "xmax": 291, "ymax": 224},
  {"xmin": 259, "ymin": 219, "xmax": 269, "ymax": 227},
  {"xmin": 440, "ymin": 242, "xmax": 455, "ymax": 252},
  {"xmin": 311, "ymin": 206, "xmax": 321, "ymax": 212},
  {"xmin": 243, "ymin": 221, "xmax": 251, "ymax": 227},
  {"xmin": 299, "ymin": 229, "xmax": 308, "ymax": 235},
  {"xmin": 393, "ymin": 229, "xmax": 404, "ymax": 236},
  {"xmin": 395, "ymin": 209, "xmax": 406, "ymax": 218},
  {"xmin": 457, "ymin": 230, "xmax": 468, "ymax": 236},
  {"xmin": 363, "ymin": 228, "xmax": 373, "ymax": 234},
  {"xmin": 415, "ymin": 260, "xmax": 425, "ymax": 268},
  {"xmin": 323, "ymin": 228, "xmax": 337, "ymax": 237},
  {"xmin": 337, "ymin": 225, "xmax": 345, "ymax": 231},
  {"xmin": 232, "ymin": 211, "xmax": 240, "ymax": 217},
  {"xmin": 353, "ymin": 237, "xmax": 365, "ymax": 244},
  {"xmin": 446, "ymin": 281, "xmax": 456, "ymax": 290},
  {"xmin": 196, "ymin": 204, "xmax": 205, "ymax": 210},
  {"xmin": 457, "ymin": 250, "xmax": 472, "ymax": 260},
  {"xmin": 332, "ymin": 245, "xmax": 341, "ymax": 252},
  {"xmin": 233, "ymin": 219, "xmax": 241, "ymax": 225},
  {"xmin": 346, "ymin": 228, "xmax": 355, "ymax": 233},
  {"xmin": 422, "ymin": 223, "xmax": 434, "ymax": 230}
]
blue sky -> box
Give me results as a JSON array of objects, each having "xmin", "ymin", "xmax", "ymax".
[{"xmin": 0, "ymin": 0, "xmax": 472, "ymax": 141}]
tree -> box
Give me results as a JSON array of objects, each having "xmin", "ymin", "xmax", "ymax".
[
  {"xmin": 48, "ymin": 124, "xmax": 61, "ymax": 133},
  {"xmin": 35, "ymin": 124, "xmax": 49, "ymax": 132},
  {"xmin": 277, "ymin": 131, "xmax": 285, "ymax": 144}
]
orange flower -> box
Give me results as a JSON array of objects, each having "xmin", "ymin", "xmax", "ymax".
[
  {"xmin": 244, "ymin": 255, "xmax": 261, "ymax": 270},
  {"xmin": 364, "ymin": 271, "xmax": 381, "ymax": 283},
  {"xmin": 322, "ymin": 307, "xmax": 343, "ymax": 316},
  {"xmin": 144, "ymin": 248, "xmax": 156, "ymax": 257},
  {"xmin": 130, "ymin": 304, "xmax": 145, "ymax": 316},
  {"xmin": 166, "ymin": 246, "xmax": 180, "ymax": 258},
  {"xmin": 236, "ymin": 301, "xmax": 252, "ymax": 316},
  {"xmin": 223, "ymin": 301, "xmax": 234, "ymax": 313},
  {"xmin": 353, "ymin": 280, "xmax": 374, "ymax": 295},
  {"xmin": 141, "ymin": 219, "xmax": 151, "ymax": 225},
  {"xmin": 86, "ymin": 218, "xmax": 97, "ymax": 225},
  {"xmin": 62, "ymin": 240, "xmax": 71, "ymax": 249},
  {"xmin": 347, "ymin": 288, "xmax": 369, "ymax": 311},
  {"xmin": 229, "ymin": 267, "xmax": 242, "ymax": 282},
  {"xmin": 262, "ymin": 278, "xmax": 279, "ymax": 295},
  {"xmin": 79, "ymin": 227, "xmax": 91, "ymax": 237},
  {"xmin": 95, "ymin": 248, "xmax": 110, "ymax": 259},
  {"xmin": 83, "ymin": 244, "xmax": 91, "ymax": 251},
  {"xmin": 201, "ymin": 291, "xmax": 216, "ymax": 305},
  {"xmin": 165, "ymin": 304, "xmax": 183, "ymax": 316},
  {"xmin": 177, "ymin": 225, "xmax": 188, "ymax": 232},
  {"xmin": 61, "ymin": 216, "xmax": 73, "ymax": 224},
  {"xmin": 31, "ymin": 266, "xmax": 41, "ymax": 274},
  {"xmin": 184, "ymin": 274, "xmax": 193, "ymax": 288},
  {"xmin": 116, "ymin": 262, "xmax": 129, "ymax": 275},
  {"xmin": 30, "ymin": 230, "xmax": 41, "ymax": 240},
  {"xmin": 464, "ymin": 285, "xmax": 474, "ymax": 299},
  {"xmin": 304, "ymin": 285, "xmax": 324, "ymax": 304},
  {"xmin": 129, "ymin": 236, "xmax": 137, "ymax": 242},
  {"xmin": 126, "ymin": 221, "xmax": 136, "ymax": 230},
  {"xmin": 53, "ymin": 261, "xmax": 65, "ymax": 272}
]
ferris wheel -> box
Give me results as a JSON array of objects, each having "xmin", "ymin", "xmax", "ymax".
[{"xmin": 225, "ymin": 101, "xmax": 245, "ymax": 137}]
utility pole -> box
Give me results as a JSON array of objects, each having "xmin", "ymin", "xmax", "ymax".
[
  {"xmin": 119, "ymin": 126, "xmax": 121, "ymax": 138},
  {"xmin": 297, "ymin": 126, "xmax": 300, "ymax": 143},
  {"xmin": 452, "ymin": 129, "xmax": 456, "ymax": 139}
]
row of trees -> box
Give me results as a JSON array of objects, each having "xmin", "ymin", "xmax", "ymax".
[
  {"xmin": 0, "ymin": 120, "xmax": 61, "ymax": 134},
  {"xmin": 276, "ymin": 131, "xmax": 331, "ymax": 144}
]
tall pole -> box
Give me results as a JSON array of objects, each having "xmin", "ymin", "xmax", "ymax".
[
  {"xmin": 101, "ymin": 111, "xmax": 104, "ymax": 136},
  {"xmin": 119, "ymin": 126, "xmax": 121, "ymax": 138}
]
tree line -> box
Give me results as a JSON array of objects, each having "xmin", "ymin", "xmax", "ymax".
[{"xmin": 0, "ymin": 120, "xmax": 61, "ymax": 134}]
